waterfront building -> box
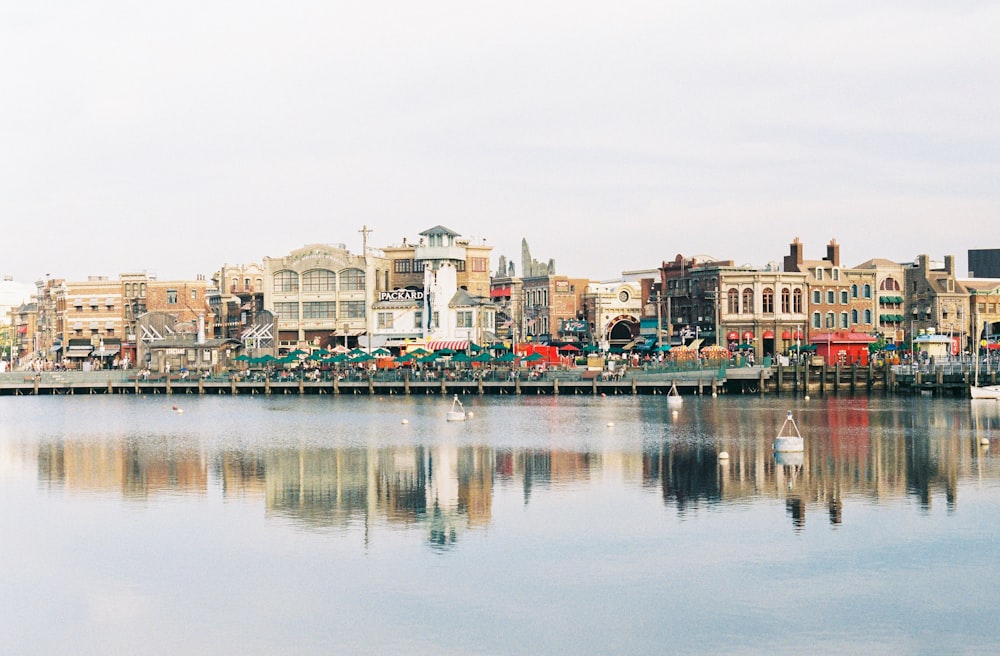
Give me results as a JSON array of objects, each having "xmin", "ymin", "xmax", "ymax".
[
  {"xmin": 783, "ymin": 238, "xmax": 878, "ymax": 344},
  {"xmin": 263, "ymin": 242, "xmax": 388, "ymax": 352},
  {"xmin": 854, "ymin": 258, "xmax": 908, "ymax": 346},
  {"xmin": 582, "ymin": 275, "xmax": 646, "ymax": 352},
  {"xmin": 905, "ymin": 255, "xmax": 969, "ymax": 353},
  {"xmin": 660, "ymin": 255, "xmax": 810, "ymax": 361},
  {"xmin": 1, "ymin": 276, "xmax": 35, "ymax": 365},
  {"xmin": 58, "ymin": 276, "xmax": 125, "ymax": 367},
  {"xmin": 211, "ymin": 263, "xmax": 265, "ymax": 340},
  {"xmin": 962, "ymin": 277, "xmax": 1000, "ymax": 344},
  {"xmin": 373, "ymin": 226, "xmax": 495, "ymax": 349},
  {"xmin": 489, "ymin": 258, "xmax": 522, "ymax": 344}
]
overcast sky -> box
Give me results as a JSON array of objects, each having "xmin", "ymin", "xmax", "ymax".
[{"xmin": 2, "ymin": 1, "xmax": 997, "ymax": 285}]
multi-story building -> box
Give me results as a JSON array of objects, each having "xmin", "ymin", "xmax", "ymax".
[
  {"xmin": 382, "ymin": 226, "xmax": 492, "ymax": 299},
  {"xmin": 211, "ymin": 263, "xmax": 265, "ymax": 340},
  {"xmin": 59, "ymin": 276, "xmax": 124, "ymax": 366},
  {"xmin": 905, "ymin": 255, "xmax": 969, "ymax": 354},
  {"xmin": 582, "ymin": 276, "xmax": 646, "ymax": 351},
  {"xmin": 964, "ymin": 278, "xmax": 1000, "ymax": 346},
  {"xmin": 263, "ymin": 243, "xmax": 388, "ymax": 352},
  {"xmin": 854, "ymin": 258, "xmax": 908, "ymax": 345},
  {"xmin": 783, "ymin": 238, "xmax": 878, "ymax": 340},
  {"xmin": 969, "ymin": 248, "xmax": 1000, "ymax": 279},
  {"xmin": 521, "ymin": 275, "xmax": 589, "ymax": 343}
]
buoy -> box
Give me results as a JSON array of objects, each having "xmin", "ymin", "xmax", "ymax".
[
  {"xmin": 712, "ymin": 391, "xmax": 717, "ymax": 398},
  {"xmin": 719, "ymin": 451, "xmax": 729, "ymax": 460},
  {"xmin": 981, "ymin": 437, "xmax": 989, "ymax": 446},
  {"xmin": 804, "ymin": 395, "xmax": 810, "ymax": 401},
  {"xmin": 671, "ymin": 409, "xmax": 678, "ymax": 417},
  {"xmin": 467, "ymin": 412, "xmax": 474, "ymax": 418},
  {"xmin": 401, "ymin": 419, "xmax": 409, "ymax": 425},
  {"xmin": 607, "ymin": 422, "xmax": 614, "ymax": 427},
  {"xmin": 601, "ymin": 393, "xmax": 606, "ymax": 398}
]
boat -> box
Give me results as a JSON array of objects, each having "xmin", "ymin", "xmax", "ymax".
[
  {"xmin": 666, "ymin": 382, "xmax": 683, "ymax": 406},
  {"xmin": 971, "ymin": 385, "xmax": 1000, "ymax": 400},
  {"xmin": 773, "ymin": 410, "xmax": 804, "ymax": 452},
  {"xmin": 971, "ymin": 321, "xmax": 1000, "ymax": 400},
  {"xmin": 446, "ymin": 395, "xmax": 467, "ymax": 422}
]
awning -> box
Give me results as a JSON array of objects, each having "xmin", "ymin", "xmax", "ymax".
[
  {"xmin": 688, "ymin": 338, "xmax": 704, "ymax": 350},
  {"xmin": 762, "ymin": 330, "xmax": 775, "ymax": 339},
  {"xmin": 727, "ymin": 331, "xmax": 739, "ymax": 341},
  {"xmin": 50, "ymin": 345, "xmax": 62, "ymax": 352},
  {"xmin": 426, "ymin": 339, "xmax": 470, "ymax": 351},
  {"xmin": 490, "ymin": 286, "xmax": 511, "ymax": 298},
  {"xmin": 65, "ymin": 347, "xmax": 93, "ymax": 358},
  {"xmin": 93, "ymin": 347, "xmax": 120, "ymax": 357}
]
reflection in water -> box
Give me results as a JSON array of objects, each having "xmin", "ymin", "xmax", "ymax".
[{"xmin": 11, "ymin": 397, "xmax": 1000, "ymax": 540}]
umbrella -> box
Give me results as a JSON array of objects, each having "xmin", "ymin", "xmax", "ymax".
[
  {"xmin": 657, "ymin": 344, "xmax": 672, "ymax": 352},
  {"xmin": 496, "ymin": 352, "xmax": 517, "ymax": 363},
  {"xmin": 348, "ymin": 348, "xmax": 367, "ymax": 357},
  {"xmin": 558, "ymin": 344, "xmax": 580, "ymax": 352},
  {"xmin": 233, "ymin": 354, "xmax": 250, "ymax": 361},
  {"xmin": 434, "ymin": 348, "xmax": 456, "ymax": 356},
  {"xmin": 277, "ymin": 355, "xmax": 297, "ymax": 364},
  {"xmin": 307, "ymin": 352, "xmax": 326, "ymax": 361},
  {"xmin": 583, "ymin": 345, "xmax": 602, "ymax": 352},
  {"xmin": 472, "ymin": 352, "xmax": 492, "ymax": 363},
  {"xmin": 452, "ymin": 352, "xmax": 472, "ymax": 363},
  {"xmin": 352, "ymin": 353, "xmax": 374, "ymax": 363},
  {"xmin": 417, "ymin": 354, "xmax": 438, "ymax": 364},
  {"xmin": 409, "ymin": 347, "xmax": 430, "ymax": 356},
  {"xmin": 395, "ymin": 353, "xmax": 416, "ymax": 362},
  {"xmin": 287, "ymin": 349, "xmax": 307, "ymax": 357},
  {"xmin": 372, "ymin": 347, "xmax": 392, "ymax": 357},
  {"xmin": 468, "ymin": 343, "xmax": 483, "ymax": 353},
  {"xmin": 258, "ymin": 354, "xmax": 277, "ymax": 362},
  {"xmin": 523, "ymin": 353, "xmax": 544, "ymax": 362}
]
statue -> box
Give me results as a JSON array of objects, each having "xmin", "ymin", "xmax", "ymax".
[{"xmin": 521, "ymin": 238, "xmax": 555, "ymax": 277}]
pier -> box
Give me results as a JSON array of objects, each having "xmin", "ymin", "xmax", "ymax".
[{"xmin": 2, "ymin": 361, "xmax": 993, "ymax": 398}]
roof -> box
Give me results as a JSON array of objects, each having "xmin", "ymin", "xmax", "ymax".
[
  {"xmin": 449, "ymin": 288, "xmax": 493, "ymax": 307},
  {"xmin": 419, "ymin": 225, "xmax": 460, "ymax": 237}
]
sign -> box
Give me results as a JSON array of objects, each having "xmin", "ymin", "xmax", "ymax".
[
  {"xmin": 562, "ymin": 319, "xmax": 587, "ymax": 333},
  {"xmin": 378, "ymin": 289, "xmax": 425, "ymax": 302},
  {"xmin": 555, "ymin": 280, "xmax": 570, "ymax": 293}
]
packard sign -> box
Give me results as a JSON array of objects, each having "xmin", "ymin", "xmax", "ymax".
[{"xmin": 379, "ymin": 288, "xmax": 425, "ymax": 302}]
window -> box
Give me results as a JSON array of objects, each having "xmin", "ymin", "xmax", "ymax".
[
  {"xmin": 762, "ymin": 288, "xmax": 774, "ymax": 314},
  {"xmin": 781, "ymin": 288, "xmax": 791, "ymax": 313},
  {"xmin": 394, "ymin": 259, "xmax": 411, "ymax": 274},
  {"xmin": 826, "ymin": 312, "xmax": 835, "ymax": 328},
  {"xmin": 377, "ymin": 312, "xmax": 394, "ymax": 329},
  {"xmin": 457, "ymin": 311, "xmax": 473, "ymax": 328},
  {"xmin": 414, "ymin": 260, "xmax": 425, "ymax": 272},
  {"xmin": 727, "ymin": 289, "xmax": 739, "ymax": 314},
  {"xmin": 342, "ymin": 300, "xmax": 365, "ymax": 318},
  {"xmin": 274, "ymin": 270, "xmax": 299, "ymax": 292},
  {"xmin": 303, "ymin": 269, "xmax": 336, "ymax": 292},
  {"xmin": 471, "ymin": 257, "xmax": 488, "ymax": 272},
  {"xmin": 793, "ymin": 289, "xmax": 803, "ymax": 313},
  {"xmin": 840, "ymin": 290, "xmax": 849, "ymax": 304},
  {"xmin": 832, "ymin": 268, "xmax": 840, "ymax": 281},
  {"xmin": 880, "ymin": 277, "xmax": 899, "ymax": 292},
  {"xmin": 414, "ymin": 311, "xmax": 423, "ymax": 329},
  {"xmin": 191, "ymin": 289, "xmax": 198, "ymax": 301},
  {"xmin": 851, "ymin": 309, "xmax": 859, "ymax": 324},
  {"xmin": 815, "ymin": 268, "xmax": 824, "ymax": 280},
  {"xmin": 826, "ymin": 291, "xmax": 835, "ymax": 304},
  {"xmin": 840, "ymin": 312, "xmax": 849, "ymax": 328},
  {"xmin": 167, "ymin": 289, "xmax": 178, "ymax": 304},
  {"xmin": 863, "ymin": 284, "xmax": 872, "ymax": 298},
  {"xmin": 455, "ymin": 260, "xmax": 466, "ymax": 272},
  {"xmin": 864, "ymin": 309, "xmax": 872, "ymax": 323},
  {"xmin": 274, "ymin": 302, "xmax": 299, "ymax": 319},
  {"xmin": 812, "ymin": 290, "xmax": 821, "ymax": 304},
  {"xmin": 303, "ymin": 301, "xmax": 336, "ymax": 319},
  {"xmin": 812, "ymin": 312, "xmax": 821, "ymax": 328},
  {"xmin": 851, "ymin": 284, "xmax": 859, "ymax": 298},
  {"xmin": 341, "ymin": 269, "xmax": 365, "ymax": 291},
  {"xmin": 742, "ymin": 288, "xmax": 754, "ymax": 313}
]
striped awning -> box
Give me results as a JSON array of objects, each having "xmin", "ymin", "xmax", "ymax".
[{"xmin": 426, "ymin": 340, "xmax": 470, "ymax": 351}]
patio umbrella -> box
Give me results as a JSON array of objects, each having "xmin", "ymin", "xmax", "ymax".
[
  {"xmin": 657, "ymin": 344, "xmax": 672, "ymax": 352},
  {"xmin": 523, "ymin": 353, "xmax": 544, "ymax": 362},
  {"xmin": 395, "ymin": 353, "xmax": 415, "ymax": 363},
  {"xmin": 258, "ymin": 354, "xmax": 277, "ymax": 363},
  {"xmin": 348, "ymin": 348, "xmax": 367, "ymax": 358},
  {"xmin": 434, "ymin": 348, "xmax": 456, "ymax": 356},
  {"xmin": 468, "ymin": 343, "xmax": 483, "ymax": 353},
  {"xmin": 472, "ymin": 352, "xmax": 492, "ymax": 363},
  {"xmin": 409, "ymin": 347, "xmax": 430, "ymax": 356},
  {"xmin": 496, "ymin": 352, "xmax": 517, "ymax": 363},
  {"xmin": 287, "ymin": 349, "xmax": 307, "ymax": 358},
  {"xmin": 233, "ymin": 354, "xmax": 250, "ymax": 361},
  {"xmin": 558, "ymin": 344, "xmax": 580, "ymax": 352},
  {"xmin": 307, "ymin": 352, "xmax": 326, "ymax": 361},
  {"xmin": 452, "ymin": 352, "xmax": 472, "ymax": 363},
  {"xmin": 583, "ymin": 345, "xmax": 602, "ymax": 353},
  {"xmin": 372, "ymin": 347, "xmax": 392, "ymax": 357},
  {"xmin": 351, "ymin": 352, "xmax": 374, "ymax": 362}
]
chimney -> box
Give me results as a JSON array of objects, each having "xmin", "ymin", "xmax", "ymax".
[
  {"xmin": 944, "ymin": 255, "xmax": 955, "ymax": 276},
  {"xmin": 197, "ymin": 314, "xmax": 206, "ymax": 345},
  {"xmin": 826, "ymin": 239, "xmax": 840, "ymax": 266},
  {"xmin": 784, "ymin": 237, "xmax": 803, "ymax": 272}
]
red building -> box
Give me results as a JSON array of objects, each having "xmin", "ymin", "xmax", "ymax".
[{"xmin": 809, "ymin": 331, "xmax": 876, "ymax": 366}]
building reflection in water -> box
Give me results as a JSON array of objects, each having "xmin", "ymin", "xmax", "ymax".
[{"xmin": 25, "ymin": 398, "xmax": 1000, "ymax": 539}]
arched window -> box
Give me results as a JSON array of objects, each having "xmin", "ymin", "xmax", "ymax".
[
  {"xmin": 742, "ymin": 288, "xmax": 754, "ymax": 314},
  {"xmin": 840, "ymin": 290, "xmax": 849, "ymax": 304},
  {"xmin": 781, "ymin": 288, "xmax": 791, "ymax": 313},
  {"xmin": 302, "ymin": 269, "xmax": 336, "ymax": 292},
  {"xmin": 793, "ymin": 289, "xmax": 803, "ymax": 313},
  {"xmin": 879, "ymin": 277, "xmax": 900, "ymax": 291},
  {"xmin": 863, "ymin": 284, "xmax": 872, "ymax": 298},
  {"xmin": 851, "ymin": 284, "xmax": 859, "ymax": 298},
  {"xmin": 728, "ymin": 288, "xmax": 739, "ymax": 314},
  {"xmin": 340, "ymin": 268, "xmax": 365, "ymax": 291},
  {"xmin": 851, "ymin": 309, "xmax": 859, "ymax": 324},
  {"xmin": 762, "ymin": 288, "xmax": 774, "ymax": 314},
  {"xmin": 863, "ymin": 309, "xmax": 872, "ymax": 323},
  {"xmin": 274, "ymin": 270, "xmax": 299, "ymax": 292},
  {"xmin": 826, "ymin": 312, "xmax": 835, "ymax": 328}
]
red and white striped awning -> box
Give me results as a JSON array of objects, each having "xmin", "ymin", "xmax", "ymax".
[{"xmin": 426, "ymin": 340, "xmax": 470, "ymax": 351}]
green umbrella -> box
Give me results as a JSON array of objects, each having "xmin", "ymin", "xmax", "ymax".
[
  {"xmin": 258, "ymin": 354, "xmax": 277, "ymax": 362},
  {"xmin": 352, "ymin": 353, "xmax": 374, "ymax": 362},
  {"xmin": 452, "ymin": 352, "xmax": 472, "ymax": 363},
  {"xmin": 307, "ymin": 352, "xmax": 326, "ymax": 361},
  {"xmin": 348, "ymin": 348, "xmax": 367, "ymax": 357},
  {"xmin": 410, "ymin": 347, "xmax": 430, "ymax": 356},
  {"xmin": 657, "ymin": 344, "xmax": 672, "ymax": 352},
  {"xmin": 288, "ymin": 349, "xmax": 307, "ymax": 357},
  {"xmin": 372, "ymin": 347, "xmax": 392, "ymax": 357},
  {"xmin": 233, "ymin": 354, "xmax": 250, "ymax": 361},
  {"xmin": 468, "ymin": 343, "xmax": 483, "ymax": 353},
  {"xmin": 496, "ymin": 352, "xmax": 517, "ymax": 363},
  {"xmin": 395, "ymin": 353, "xmax": 415, "ymax": 362},
  {"xmin": 472, "ymin": 352, "xmax": 492, "ymax": 363}
]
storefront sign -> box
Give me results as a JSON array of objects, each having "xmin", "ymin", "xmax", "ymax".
[{"xmin": 378, "ymin": 289, "xmax": 425, "ymax": 302}]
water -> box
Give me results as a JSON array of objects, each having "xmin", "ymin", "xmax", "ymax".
[{"xmin": 2, "ymin": 394, "xmax": 999, "ymax": 655}]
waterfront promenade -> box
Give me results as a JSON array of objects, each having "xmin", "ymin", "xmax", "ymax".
[{"xmin": 1, "ymin": 360, "xmax": 993, "ymax": 397}]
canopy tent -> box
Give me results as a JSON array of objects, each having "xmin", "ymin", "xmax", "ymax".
[{"xmin": 425, "ymin": 340, "xmax": 469, "ymax": 351}]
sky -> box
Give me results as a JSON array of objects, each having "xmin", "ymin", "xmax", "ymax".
[{"xmin": 2, "ymin": 1, "xmax": 998, "ymax": 286}]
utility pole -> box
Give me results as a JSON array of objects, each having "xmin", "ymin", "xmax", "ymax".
[{"xmin": 358, "ymin": 224, "xmax": 373, "ymax": 255}]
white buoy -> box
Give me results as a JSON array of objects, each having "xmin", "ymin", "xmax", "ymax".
[
  {"xmin": 712, "ymin": 391, "xmax": 717, "ymax": 398},
  {"xmin": 719, "ymin": 451, "xmax": 729, "ymax": 460},
  {"xmin": 804, "ymin": 395, "xmax": 810, "ymax": 401},
  {"xmin": 467, "ymin": 412, "xmax": 474, "ymax": 418},
  {"xmin": 981, "ymin": 437, "xmax": 989, "ymax": 446},
  {"xmin": 607, "ymin": 422, "xmax": 614, "ymax": 427},
  {"xmin": 401, "ymin": 419, "xmax": 408, "ymax": 425},
  {"xmin": 671, "ymin": 409, "xmax": 678, "ymax": 417}
]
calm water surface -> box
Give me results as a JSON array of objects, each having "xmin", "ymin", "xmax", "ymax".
[{"xmin": 2, "ymin": 394, "xmax": 999, "ymax": 655}]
